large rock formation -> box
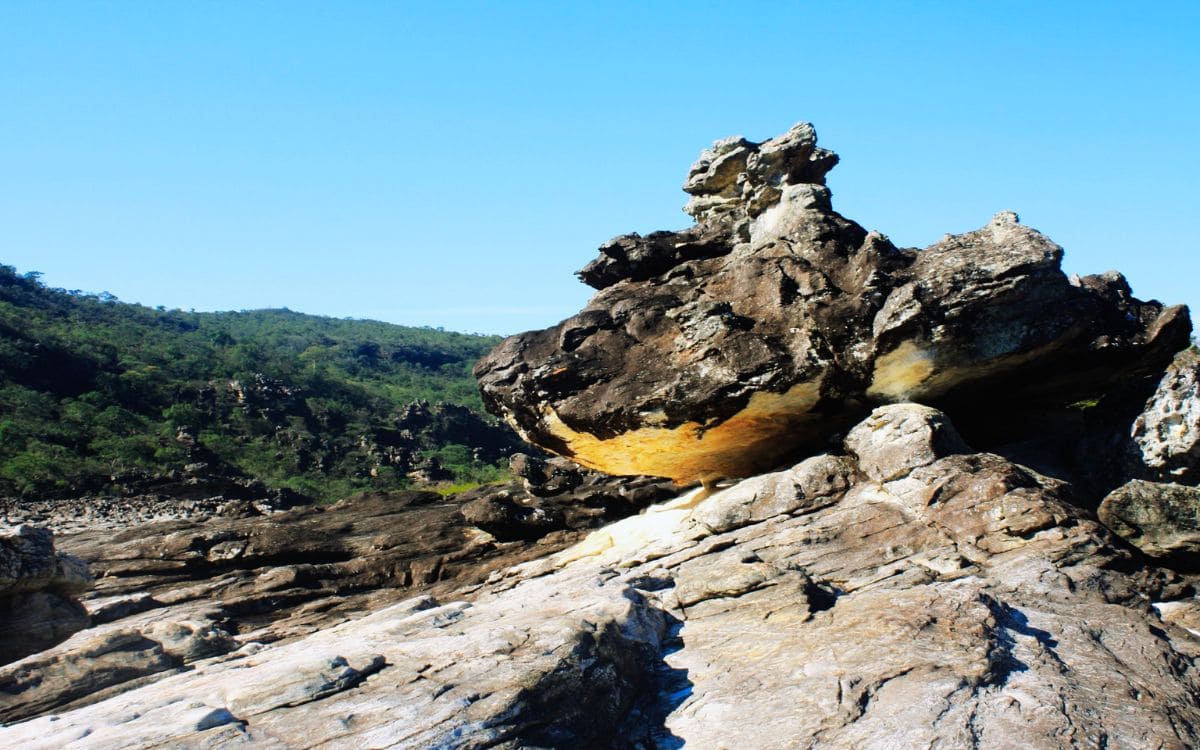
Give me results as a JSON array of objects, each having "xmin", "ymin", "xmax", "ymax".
[
  {"xmin": 2, "ymin": 122, "xmax": 1196, "ymax": 748},
  {"xmin": 476, "ymin": 123, "xmax": 1190, "ymax": 485},
  {"xmin": 6, "ymin": 406, "xmax": 1200, "ymax": 748}
]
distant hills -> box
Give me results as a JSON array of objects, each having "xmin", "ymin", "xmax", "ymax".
[{"xmin": 0, "ymin": 264, "xmax": 525, "ymax": 501}]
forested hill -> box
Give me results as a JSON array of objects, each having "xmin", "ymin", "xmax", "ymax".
[{"xmin": 0, "ymin": 265, "xmax": 526, "ymax": 501}]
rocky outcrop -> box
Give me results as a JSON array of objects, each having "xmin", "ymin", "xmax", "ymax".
[
  {"xmin": 5, "ymin": 405, "xmax": 1200, "ymax": 748},
  {"xmin": 1131, "ymin": 347, "xmax": 1200, "ymax": 484},
  {"xmin": 459, "ymin": 453, "xmax": 675, "ymax": 541},
  {"xmin": 0, "ymin": 526, "xmax": 93, "ymax": 665},
  {"xmin": 1, "ymin": 122, "xmax": 1195, "ymax": 748},
  {"xmin": 0, "ymin": 467, "xmax": 673, "ymax": 725},
  {"xmin": 476, "ymin": 123, "xmax": 1190, "ymax": 485}
]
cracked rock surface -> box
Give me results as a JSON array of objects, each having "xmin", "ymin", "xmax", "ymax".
[
  {"xmin": 6, "ymin": 405, "xmax": 1200, "ymax": 748},
  {"xmin": 475, "ymin": 123, "xmax": 1190, "ymax": 485},
  {"xmin": 0, "ymin": 466, "xmax": 675, "ymax": 727}
]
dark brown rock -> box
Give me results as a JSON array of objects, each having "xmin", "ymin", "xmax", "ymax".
[
  {"xmin": 476, "ymin": 124, "xmax": 1190, "ymax": 485},
  {"xmin": 1100, "ymin": 479, "xmax": 1200, "ymax": 565},
  {"xmin": 459, "ymin": 493, "xmax": 566, "ymax": 541}
]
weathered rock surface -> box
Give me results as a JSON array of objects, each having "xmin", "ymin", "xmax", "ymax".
[
  {"xmin": 0, "ymin": 525, "xmax": 93, "ymax": 665},
  {"xmin": 476, "ymin": 123, "xmax": 1190, "ymax": 485},
  {"xmin": 1100, "ymin": 479, "xmax": 1200, "ymax": 564},
  {"xmin": 6, "ymin": 406, "xmax": 1200, "ymax": 748},
  {"xmin": 1131, "ymin": 347, "xmax": 1200, "ymax": 484},
  {"xmin": 0, "ymin": 466, "xmax": 674, "ymax": 725}
]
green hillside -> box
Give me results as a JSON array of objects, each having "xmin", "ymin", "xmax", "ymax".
[{"xmin": 0, "ymin": 265, "xmax": 522, "ymax": 501}]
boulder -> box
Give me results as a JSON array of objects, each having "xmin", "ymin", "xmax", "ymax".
[
  {"xmin": 0, "ymin": 525, "xmax": 93, "ymax": 664},
  {"xmin": 844, "ymin": 403, "xmax": 969, "ymax": 482},
  {"xmin": 459, "ymin": 494, "xmax": 566, "ymax": 541},
  {"xmin": 476, "ymin": 123, "xmax": 1190, "ymax": 485},
  {"xmin": 1131, "ymin": 347, "xmax": 1200, "ymax": 484},
  {"xmin": 1099, "ymin": 479, "xmax": 1200, "ymax": 563}
]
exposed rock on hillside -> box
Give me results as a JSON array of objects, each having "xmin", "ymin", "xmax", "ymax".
[
  {"xmin": 0, "ymin": 526, "xmax": 93, "ymax": 665},
  {"xmin": 475, "ymin": 123, "xmax": 1190, "ymax": 485},
  {"xmin": 6, "ymin": 406, "xmax": 1200, "ymax": 748}
]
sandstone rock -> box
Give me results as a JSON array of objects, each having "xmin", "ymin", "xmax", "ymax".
[
  {"xmin": 1099, "ymin": 479, "xmax": 1200, "ymax": 563},
  {"xmin": 6, "ymin": 408, "xmax": 1200, "ymax": 748},
  {"xmin": 1131, "ymin": 347, "xmax": 1200, "ymax": 484},
  {"xmin": 509, "ymin": 452, "xmax": 585, "ymax": 496},
  {"xmin": 476, "ymin": 124, "xmax": 1190, "ymax": 485},
  {"xmin": 0, "ymin": 475, "xmax": 675, "ymax": 724},
  {"xmin": 845, "ymin": 403, "xmax": 969, "ymax": 482},
  {"xmin": 0, "ymin": 608, "xmax": 238, "ymax": 724},
  {"xmin": 0, "ymin": 525, "xmax": 93, "ymax": 664},
  {"xmin": 0, "ymin": 525, "xmax": 91, "ymax": 595}
]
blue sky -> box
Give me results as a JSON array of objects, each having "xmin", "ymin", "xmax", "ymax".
[{"xmin": 1, "ymin": 2, "xmax": 1197, "ymax": 335}]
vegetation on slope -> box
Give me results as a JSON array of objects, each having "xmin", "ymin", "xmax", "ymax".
[{"xmin": 0, "ymin": 265, "xmax": 522, "ymax": 501}]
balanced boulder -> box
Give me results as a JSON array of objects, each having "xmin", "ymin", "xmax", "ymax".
[{"xmin": 476, "ymin": 123, "xmax": 1190, "ymax": 484}]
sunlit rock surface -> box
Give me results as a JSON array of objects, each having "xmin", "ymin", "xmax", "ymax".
[
  {"xmin": 475, "ymin": 124, "xmax": 1189, "ymax": 484},
  {"xmin": 6, "ymin": 406, "xmax": 1200, "ymax": 748}
]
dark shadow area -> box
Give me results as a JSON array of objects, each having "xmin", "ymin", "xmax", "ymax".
[
  {"xmin": 982, "ymin": 598, "xmax": 1060, "ymax": 687},
  {"xmin": 939, "ymin": 367, "xmax": 1166, "ymax": 510},
  {"xmin": 485, "ymin": 588, "xmax": 692, "ymax": 749},
  {"xmin": 616, "ymin": 609, "xmax": 691, "ymax": 749},
  {"xmin": 804, "ymin": 579, "xmax": 841, "ymax": 613}
]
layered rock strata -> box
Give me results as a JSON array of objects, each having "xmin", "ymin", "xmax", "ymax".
[
  {"xmin": 5, "ymin": 406, "xmax": 1200, "ymax": 748},
  {"xmin": 476, "ymin": 123, "xmax": 1190, "ymax": 484},
  {"xmin": 0, "ymin": 467, "xmax": 674, "ymax": 724}
]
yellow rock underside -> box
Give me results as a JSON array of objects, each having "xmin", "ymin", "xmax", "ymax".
[
  {"xmin": 866, "ymin": 341, "xmax": 936, "ymax": 401},
  {"xmin": 538, "ymin": 381, "xmax": 822, "ymax": 484}
]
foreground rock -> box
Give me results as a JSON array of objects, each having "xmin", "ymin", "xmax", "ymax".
[
  {"xmin": 0, "ymin": 466, "xmax": 673, "ymax": 724},
  {"xmin": 476, "ymin": 123, "xmax": 1189, "ymax": 485},
  {"xmin": 6, "ymin": 405, "xmax": 1200, "ymax": 748},
  {"xmin": 0, "ymin": 526, "xmax": 92, "ymax": 665}
]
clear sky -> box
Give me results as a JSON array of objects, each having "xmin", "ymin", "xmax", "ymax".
[{"xmin": 1, "ymin": 1, "xmax": 1197, "ymax": 336}]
